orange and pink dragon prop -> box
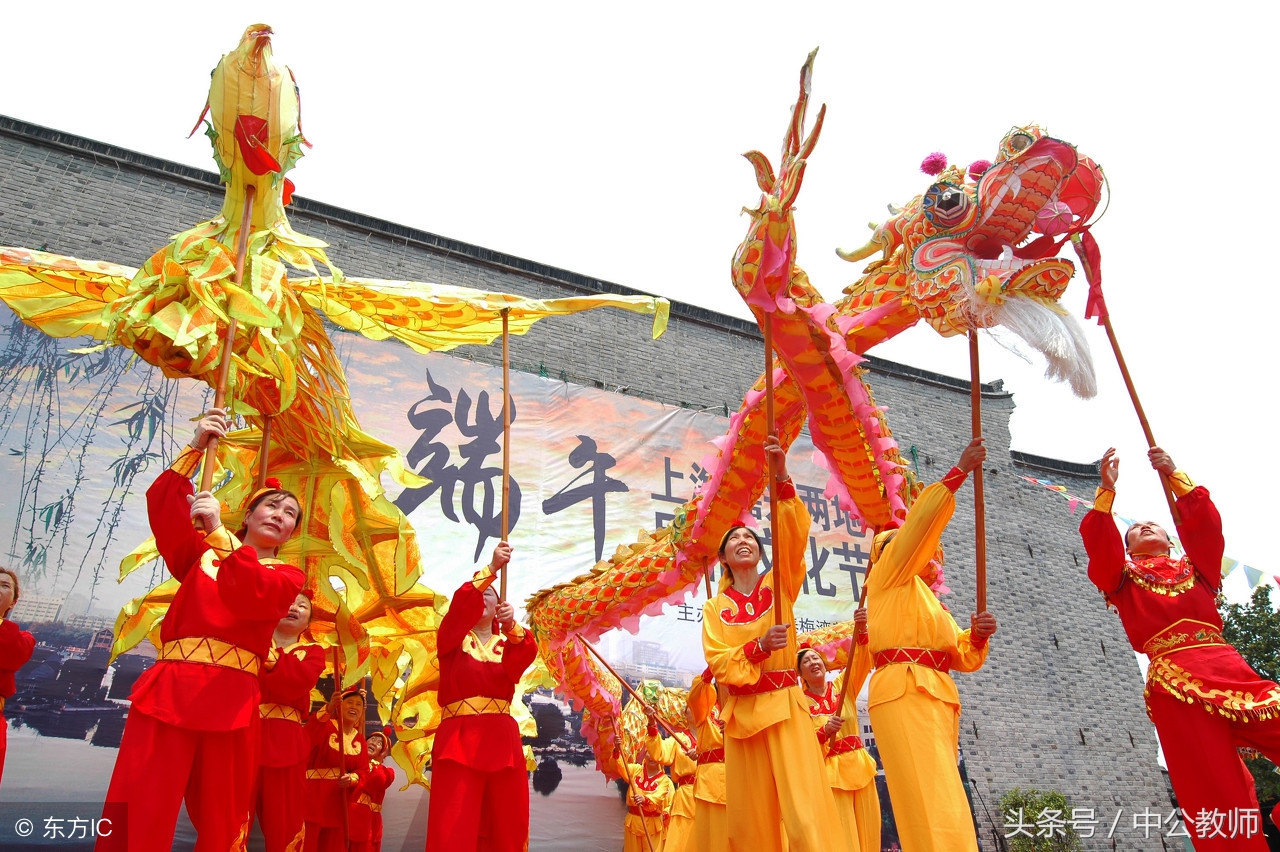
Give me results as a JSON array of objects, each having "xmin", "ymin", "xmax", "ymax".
[{"xmin": 526, "ymin": 50, "xmax": 1107, "ymax": 772}]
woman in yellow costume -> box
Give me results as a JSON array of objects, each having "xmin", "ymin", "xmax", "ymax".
[
  {"xmin": 864, "ymin": 438, "xmax": 997, "ymax": 852},
  {"xmin": 701, "ymin": 435, "xmax": 848, "ymax": 852},
  {"xmin": 643, "ymin": 699, "xmax": 697, "ymax": 852},
  {"xmin": 614, "ymin": 740, "xmax": 674, "ymax": 852},
  {"xmin": 797, "ymin": 621, "xmax": 880, "ymax": 852},
  {"xmin": 687, "ymin": 670, "xmax": 727, "ymax": 852}
]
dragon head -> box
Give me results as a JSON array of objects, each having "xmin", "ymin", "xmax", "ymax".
[{"xmin": 839, "ymin": 124, "xmax": 1105, "ymax": 396}]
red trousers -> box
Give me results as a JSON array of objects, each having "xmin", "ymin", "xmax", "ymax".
[
  {"xmin": 96, "ymin": 709, "xmax": 258, "ymax": 852},
  {"xmin": 245, "ymin": 762, "xmax": 307, "ymax": 852},
  {"xmin": 425, "ymin": 758, "xmax": 529, "ymax": 852},
  {"xmin": 1150, "ymin": 689, "xmax": 1280, "ymax": 851},
  {"xmin": 0, "ymin": 715, "xmax": 8, "ymax": 791}
]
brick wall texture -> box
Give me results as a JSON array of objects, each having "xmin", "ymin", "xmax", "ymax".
[{"xmin": 0, "ymin": 116, "xmax": 1176, "ymax": 849}]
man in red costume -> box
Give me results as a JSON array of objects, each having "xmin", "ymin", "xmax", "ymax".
[
  {"xmin": 0, "ymin": 567, "xmax": 36, "ymax": 791},
  {"xmin": 355, "ymin": 728, "xmax": 396, "ymax": 852},
  {"xmin": 97, "ymin": 408, "xmax": 305, "ymax": 852},
  {"xmin": 242, "ymin": 591, "xmax": 326, "ymax": 852},
  {"xmin": 1082, "ymin": 446, "xmax": 1280, "ymax": 851},
  {"xmin": 425, "ymin": 542, "xmax": 538, "ymax": 852},
  {"xmin": 304, "ymin": 685, "xmax": 370, "ymax": 852}
]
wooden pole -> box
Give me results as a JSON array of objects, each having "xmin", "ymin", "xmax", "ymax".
[
  {"xmin": 580, "ymin": 639, "xmax": 682, "ymax": 740},
  {"xmin": 703, "ymin": 565, "xmax": 714, "ymax": 599},
  {"xmin": 500, "ymin": 308, "xmax": 511, "ymax": 601},
  {"xmin": 969, "ymin": 330, "xmax": 987, "ymax": 614},
  {"xmin": 199, "ymin": 185, "xmax": 257, "ymax": 495},
  {"xmin": 1100, "ymin": 314, "xmax": 1181, "ymax": 525},
  {"xmin": 610, "ymin": 719, "xmax": 658, "ymax": 852},
  {"xmin": 763, "ymin": 313, "xmax": 781, "ymax": 626},
  {"xmin": 256, "ymin": 414, "xmax": 272, "ymax": 490},
  {"xmin": 835, "ymin": 646, "xmax": 858, "ymax": 718},
  {"xmin": 332, "ymin": 644, "xmax": 351, "ymax": 850}
]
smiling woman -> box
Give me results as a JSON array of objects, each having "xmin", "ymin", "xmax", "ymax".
[{"xmin": 96, "ymin": 407, "xmax": 306, "ymax": 852}]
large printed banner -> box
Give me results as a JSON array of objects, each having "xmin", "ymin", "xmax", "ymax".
[{"xmin": 0, "ymin": 310, "xmax": 881, "ymax": 849}]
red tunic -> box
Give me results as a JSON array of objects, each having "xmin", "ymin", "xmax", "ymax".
[
  {"xmin": 1082, "ymin": 484, "xmax": 1280, "ymax": 719},
  {"xmin": 259, "ymin": 642, "xmax": 325, "ymax": 767},
  {"xmin": 132, "ymin": 448, "xmax": 305, "ymax": 731},
  {"xmin": 304, "ymin": 713, "xmax": 369, "ymax": 832},
  {"xmin": 0, "ymin": 619, "xmax": 35, "ymax": 700},
  {"xmin": 432, "ymin": 567, "xmax": 538, "ymax": 772},
  {"xmin": 356, "ymin": 760, "xmax": 396, "ymax": 851}
]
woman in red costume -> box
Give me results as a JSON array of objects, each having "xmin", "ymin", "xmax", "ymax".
[
  {"xmin": 425, "ymin": 542, "xmax": 538, "ymax": 852},
  {"xmin": 242, "ymin": 591, "xmax": 325, "ymax": 852},
  {"xmin": 97, "ymin": 407, "xmax": 305, "ymax": 852},
  {"xmin": 355, "ymin": 728, "xmax": 396, "ymax": 852},
  {"xmin": 0, "ymin": 567, "xmax": 36, "ymax": 791},
  {"xmin": 1083, "ymin": 447, "xmax": 1280, "ymax": 852},
  {"xmin": 304, "ymin": 685, "xmax": 370, "ymax": 852}
]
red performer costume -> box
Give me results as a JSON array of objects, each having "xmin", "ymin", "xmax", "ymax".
[
  {"xmin": 354, "ymin": 729, "xmax": 396, "ymax": 852},
  {"xmin": 98, "ymin": 424, "xmax": 305, "ymax": 852},
  {"xmin": 0, "ymin": 568, "xmax": 36, "ymax": 791},
  {"xmin": 425, "ymin": 544, "xmax": 538, "ymax": 852},
  {"xmin": 1082, "ymin": 447, "xmax": 1280, "ymax": 851},
  {"xmin": 242, "ymin": 593, "xmax": 325, "ymax": 852},
  {"xmin": 304, "ymin": 685, "xmax": 371, "ymax": 852}
]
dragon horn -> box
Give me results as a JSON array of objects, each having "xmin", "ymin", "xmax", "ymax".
[{"xmin": 836, "ymin": 235, "xmax": 881, "ymax": 262}]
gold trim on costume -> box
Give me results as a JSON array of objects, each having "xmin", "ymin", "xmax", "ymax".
[
  {"xmin": 1142, "ymin": 619, "xmax": 1227, "ymax": 660},
  {"xmin": 442, "ymin": 697, "xmax": 511, "ymax": 719},
  {"xmin": 1146, "ymin": 657, "xmax": 1280, "ymax": 723},
  {"xmin": 1168, "ymin": 470, "xmax": 1196, "ymax": 498},
  {"xmin": 259, "ymin": 702, "xmax": 304, "ymax": 724},
  {"xmin": 159, "ymin": 636, "xmax": 261, "ymax": 675},
  {"xmin": 170, "ymin": 446, "xmax": 203, "ymax": 478},
  {"xmin": 0, "ymin": 695, "xmax": 6, "ymax": 713},
  {"xmin": 306, "ymin": 768, "xmax": 342, "ymax": 780},
  {"xmin": 462, "ymin": 632, "xmax": 505, "ymax": 663},
  {"xmin": 356, "ymin": 793, "xmax": 383, "ymax": 812},
  {"xmin": 1092, "ymin": 487, "xmax": 1115, "ymax": 514},
  {"xmin": 1124, "ymin": 556, "xmax": 1196, "ymax": 597}
]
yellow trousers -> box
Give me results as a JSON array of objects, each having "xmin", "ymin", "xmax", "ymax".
[
  {"xmin": 692, "ymin": 798, "xmax": 727, "ymax": 852},
  {"xmin": 724, "ymin": 694, "xmax": 850, "ymax": 852},
  {"xmin": 663, "ymin": 812, "xmax": 693, "ymax": 852},
  {"xmin": 852, "ymin": 783, "xmax": 881, "ymax": 852},
  {"xmin": 623, "ymin": 814, "xmax": 666, "ymax": 852},
  {"xmin": 869, "ymin": 680, "xmax": 977, "ymax": 852}
]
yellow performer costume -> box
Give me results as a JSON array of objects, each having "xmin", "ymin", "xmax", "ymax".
[
  {"xmin": 865, "ymin": 466, "xmax": 990, "ymax": 852},
  {"xmin": 687, "ymin": 671, "xmax": 727, "ymax": 852},
  {"xmin": 615, "ymin": 755, "xmax": 674, "ymax": 852},
  {"xmin": 801, "ymin": 644, "xmax": 881, "ymax": 852},
  {"xmin": 645, "ymin": 725, "xmax": 697, "ymax": 852},
  {"xmin": 701, "ymin": 478, "xmax": 849, "ymax": 852}
]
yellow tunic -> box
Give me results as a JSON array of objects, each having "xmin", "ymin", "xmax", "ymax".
[
  {"xmin": 802, "ymin": 650, "xmax": 881, "ymax": 852},
  {"xmin": 702, "ymin": 490, "xmax": 849, "ymax": 852},
  {"xmin": 865, "ymin": 480, "xmax": 988, "ymax": 852},
  {"xmin": 646, "ymin": 729, "xmax": 697, "ymax": 852},
  {"xmin": 687, "ymin": 673, "xmax": 727, "ymax": 852},
  {"xmin": 617, "ymin": 759, "xmax": 673, "ymax": 852}
]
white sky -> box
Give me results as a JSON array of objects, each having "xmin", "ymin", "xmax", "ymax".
[{"xmin": 2, "ymin": 2, "xmax": 1276, "ymax": 596}]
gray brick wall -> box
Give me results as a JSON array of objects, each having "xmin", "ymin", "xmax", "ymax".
[{"xmin": 0, "ymin": 116, "xmax": 1176, "ymax": 849}]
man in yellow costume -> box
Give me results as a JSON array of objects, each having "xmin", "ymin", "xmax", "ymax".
[
  {"xmin": 798, "ymin": 624, "xmax": 880, "ymax": 852},
  {"xmin": 702, "ymin": 435, "xmax": 849, "ymax": 852},
  {"xmin": 864, "ymin": 437, "xmax": 997, "ymax": 852},
  {"xmin": 644, "ymin": 703, "xmax": 697, "ymax": 852},
  {"xmin": 614, "ymin": 742, "xmax": 674, "ymax": 852},
  {"xmin": 687, "ymin": 669, "xmax": 727, "ymax": 852}
]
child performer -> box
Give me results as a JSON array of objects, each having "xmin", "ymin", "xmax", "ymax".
[
  {"xmin": 97, "ymin": 407, "xmax": 305, "ymax": 852},
  {"xmin": 242, "ymin": 591, "xmax": 325, "ymax": 851},
  {"xmin": 425, "ymin": 542, "xmax": 538, "ymax": 852}
]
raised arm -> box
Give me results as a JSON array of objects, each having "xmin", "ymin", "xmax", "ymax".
[
  {"xmin": 437, "ymin": 543, "xmax": 510, "ymax": 656},
  {"xmin": 1081, "ymin": 447, "xmax": 1127, "ymax": 595},
  {"xmin": 1153, "ymin": 448, "xmax": 1225, "ymax": 592},
  {"xmin": 767, "ymin": 434, "xmax": 812, "ymax": 604}
]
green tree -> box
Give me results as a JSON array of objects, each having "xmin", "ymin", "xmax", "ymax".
[
  {"xmin": 1220, "ymin": 584, "xmax": 1280, "ymax": 802},
  {"xmin": 996, "ymin": 788, "xmax": 1083, "ymax": 852}
]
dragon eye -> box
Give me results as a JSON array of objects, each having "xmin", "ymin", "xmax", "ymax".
[
  {"xmin": 923, "ymin": 183, "xmax": 972, "ymax": 229},
  {"xmin": 1009, "ymin": 133, "xmax": 1033, "ymax": 153}
]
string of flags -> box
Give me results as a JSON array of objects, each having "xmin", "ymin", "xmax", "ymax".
[{"xmin": 1019, "ymin": 475, "xmax": 1275, "ymax": 592}]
